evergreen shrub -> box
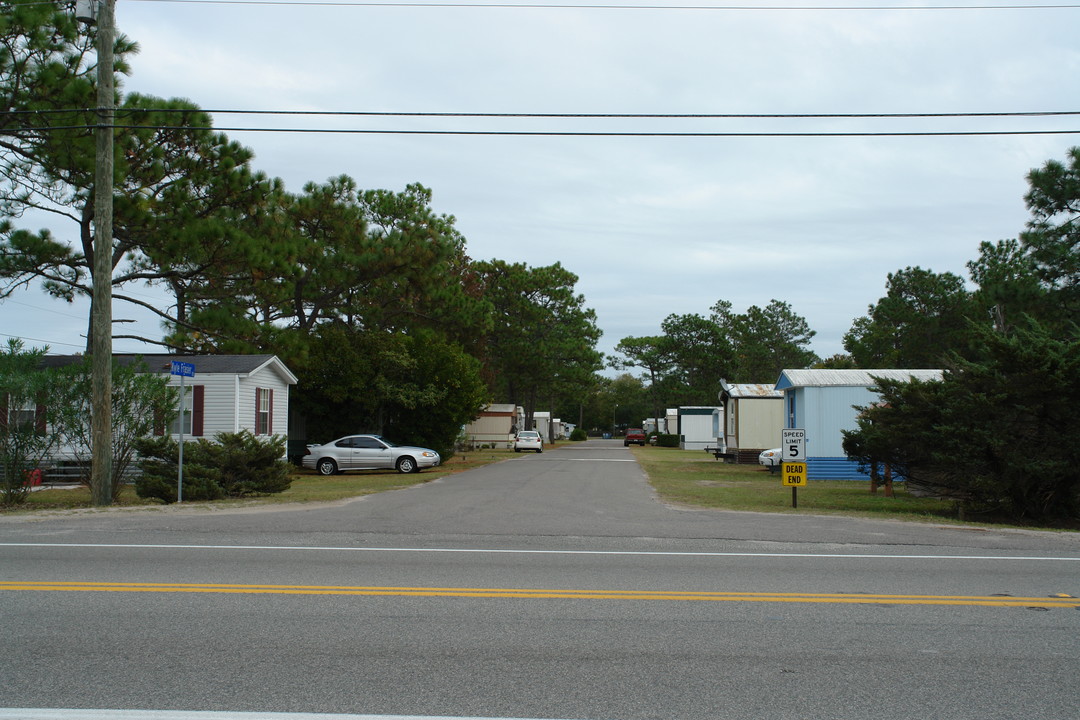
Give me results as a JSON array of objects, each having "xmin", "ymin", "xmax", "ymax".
[{"xmin": 134, "ymin": 431, "xmax": 291, "ymax": 504}]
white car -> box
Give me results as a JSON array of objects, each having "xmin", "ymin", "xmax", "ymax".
[
  {"xmin": 514, "ymin": 431, "xmax": 543, "ymax": 453},
  {"xmin": 758, "ymin": 448, "xmax": 783, "ymax": 468},
  {"xmin": 302, "ymin": 434, "xmax": 440, "ymax": 475}
]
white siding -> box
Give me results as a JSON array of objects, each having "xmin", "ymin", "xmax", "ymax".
[
  {"xmin": 678, "ymin": 407, "xmax": 722, "ymax": 450},
  {"xmin": 165, "ymin": 366, "xmax": 291, "ymax": 442},
  {"xmin": 165, "ymin": 374, "xmax": 234, "ymax": 438}
]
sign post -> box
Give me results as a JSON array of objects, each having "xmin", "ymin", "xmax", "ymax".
[
  {"xmin": 782, "ymin": 462, "xmax": 807, "ymax": 507},
  {"xmin": 170, "ymin": 361, "xmax": 195, "ymax": 503},
  {"xmin": 780, "ymin": 429, "xmax": 806, "ymax": 508}
]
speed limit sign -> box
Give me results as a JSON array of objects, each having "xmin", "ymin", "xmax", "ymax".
[{"xmin": 781, "ymin": 428, "xmax": 806, "ymax": 461}]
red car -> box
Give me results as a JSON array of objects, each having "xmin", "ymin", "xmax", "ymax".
[{"xmin": 624, "ymin": 428, "xmax": 647, "ymax": 446}]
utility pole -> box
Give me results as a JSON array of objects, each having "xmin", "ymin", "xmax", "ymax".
[{"xmin": 80, "ymin": 0, "xmax": 116, "ymax": 506}]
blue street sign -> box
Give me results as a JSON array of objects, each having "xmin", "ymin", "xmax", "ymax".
[{"xmin": 170, "ymin": 360, "xmax": 196, "ymax": 378}]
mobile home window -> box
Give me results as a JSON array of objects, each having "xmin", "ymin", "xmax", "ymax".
[
  {"xmin": 256, "ymin": 388, "xmax": 272, "ymax": 435},
  {"xmin": 169, "ymin": 387, "xmax": 193, "ymax": 436},
  {"xmin": 11, "ymin": 403, "xmax": 38, "ymax": 431}
]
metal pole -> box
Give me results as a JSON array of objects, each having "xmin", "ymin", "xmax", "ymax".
[
  {"xmin": 90, "ymin": 0, "xmax": 115, "ymax": 507},
  {"xmin": 177, "ymin": 375, "xmax": 184, "ymax": 503}
]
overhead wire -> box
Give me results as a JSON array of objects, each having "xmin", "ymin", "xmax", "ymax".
[
  {"xmin": 122, "ymin": 1, "xmax": 1080, "ymax": 11},
  {"xmin": 4, "ymin": 108, "xmax": 1079, "ymax": 136}
]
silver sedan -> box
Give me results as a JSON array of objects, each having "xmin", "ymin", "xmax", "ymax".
[{"xmin": 302, "ymin": 434, "xmax": 441, "ymax": 475}]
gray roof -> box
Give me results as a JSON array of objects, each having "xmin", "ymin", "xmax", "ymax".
[
  {"xmin": 40, "ymin": 354, "xmax": 297, "ymax": 383},
  {"xmin": 775, "ymin": 369, "xmax": 943, "ymax": 390}
]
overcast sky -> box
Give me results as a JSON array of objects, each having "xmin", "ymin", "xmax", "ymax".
[{"xmin": 3, "ymin": 0, "xmax": 1079, "ymax": 374}]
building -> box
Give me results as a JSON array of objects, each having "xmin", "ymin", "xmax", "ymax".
[
  {"xmin": 18, "ymin": 354, "xmax": 297, "ymax": 479},
  {"xmin": 39, "ymin": 354, "xmax": 298, "ymax": 443},
  {"xmin": 676, "ymin": 406, "xmax": 724, "ymax": 451},
  {"xmin": 717, "ymin": 379, "xmax": 785, "ymax": 463},
  {"xmin": 774, "ymin": 369, "xmax": 944, "ymax": 480},
  {"xmin": 462, "ymin": 404, "xmax": 524, "ymax": 448},
  {"xmin": 532, "ymin": 412, "xmax": 564, "ymax": 441}
]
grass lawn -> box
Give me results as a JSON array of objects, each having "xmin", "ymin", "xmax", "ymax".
[
  {"xmin": 630, "ymin": 444, "xmax": 963, "ymax": 523},
  {"xmin": 6, "ymin": 446, "xmax": 521, "ymax": 513},
  {"xmin": 6, "ymin": 442, "xmax": 1066, "ymax": 530}
]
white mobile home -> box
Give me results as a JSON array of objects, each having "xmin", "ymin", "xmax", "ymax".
[
  {"xmin": 532, "ymin": 412, "xmax": 564, "ymax": 442},
  {"xmin": 155, "ymin": 355, "xmax": 297, "ymax": 441},
  {"xmin": 26, "ymin": 354, "xmax": 297, "ymax": 479},
  {"xmin": 39, "ymin": 354, "xmax": 298, "ymax": 443},
  {"xmin": 676, "ymin": 406, "xmax": 723, "ymax": 451}
]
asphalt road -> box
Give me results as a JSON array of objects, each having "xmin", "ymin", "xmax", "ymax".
[{"xmin": 1, "ymin": 439, "xmax": 1078, "ymax": 720}]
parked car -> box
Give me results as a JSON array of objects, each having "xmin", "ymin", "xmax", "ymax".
[
  {"xmin": 302, "ymin": 434, "xmax": 440, "ymax": 475},
  {"xmin": 514, "ymin": 430, "xmax": 543, "ymax": 453},
  {"xmin": 624, "ymin": 428, "xmax": 647, "ymax": 447},
  {"xmin": 758, "ymin": 448, "xmax": 783, "ymax": 468}
]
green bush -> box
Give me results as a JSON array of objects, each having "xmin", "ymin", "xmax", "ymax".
[
  {"xmin": 569, "ymin": 428, "xmax": 588, "ymax": 441},
  {"xmin": 657, "ymin": 434, "xmax": 680, "ymax": 448},
  {"xmin": 134, "ymin": 431, "xmax": 291, "ymax": 504},
  {"xmin": 203, "ymin": 431, "xmax": 292, "ymax": 496}
]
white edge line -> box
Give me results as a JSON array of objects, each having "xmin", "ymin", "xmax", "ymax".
[
  {"xmin": 0, "ymin": 543, "xmax": 1077, "ymax": 562},
  {"xmin": 0, "ymin": 711, "xmax": 576, "ymax": 720}
]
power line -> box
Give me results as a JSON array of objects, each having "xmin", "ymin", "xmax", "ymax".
[
  {"xmin": 1, "ymin": 298, "xmax": 86, "ymax": 320},
  {"xmin": 5, "ymin": 123, "xmax": 1079, "ymax": 137},
  {"xmin": 124, "ymin": 0, "xmax": 1080, "ymax": 11},
  {"xmin": 0, "ymin": 331, "xmax": 84, "ymax": 349},
  {"xmin": 9, "ymin": 108, "xmax": 1080, "ymax": 119},
  {"xmin": 7, "ymin": 108, "xmax": 1077, "ymax": 137}
]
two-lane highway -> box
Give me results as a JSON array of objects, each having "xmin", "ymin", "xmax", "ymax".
[{"xmin": 2, "ymin": 439, "xmax": 1078, "ymax": 720}]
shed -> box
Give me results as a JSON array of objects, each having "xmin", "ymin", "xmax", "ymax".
[
  {"xmin": 677, "ymin": 406, "xmax": 723, "ymax": 451},
  {"xmin": 717, "ymin": 379, "xmax": 784, "ymax": 463},
  {"xmin": 774, "ymin": 368, "xmax": 944, "ymax": 480},
  {"xmin": 533, "ymin": 412, "xmax": 564, "ymax": 442}
]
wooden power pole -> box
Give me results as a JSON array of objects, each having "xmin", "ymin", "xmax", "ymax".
[{"xmin": 89, "ymin": 0, "xmax": 116, "ymax": 506}]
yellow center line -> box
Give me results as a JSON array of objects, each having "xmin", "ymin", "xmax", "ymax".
[{"xmin": 1, "ymin": 581, "xmax": 1077, "ymax": 608}]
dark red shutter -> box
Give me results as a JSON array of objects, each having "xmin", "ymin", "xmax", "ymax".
[
  {"xmin": 192, "ymin": 385, "xmax": 205, "ymax": 437},
  {"xmin": 35, "ymin": 403, "xmax": 46, "ymax": 435},
  {"xmin": 0, "ymin": 394, "xmax": 8, "ymax": 432},
  {"xmin": 267, "ymin": 389, "xmax": 273, "ymax": 434}
]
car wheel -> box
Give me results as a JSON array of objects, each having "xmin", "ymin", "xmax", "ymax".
[
  {"xmin": 397, "ymin": 456, "xmax": 417, "ymax": 474},
  {"xmin": 316, "ymin": 458, "xmax": 338, "ymax": 476},
  {"xmin": 515, "ymin": 448, "xmax": 520, "ymax": 453},
  {"xmin": 623, "ymin": 441, "xmax": 629, "ymax": 447},
  {"xmin": 536, "ymin": 448, "xmax": 542, "ymax": 453}
]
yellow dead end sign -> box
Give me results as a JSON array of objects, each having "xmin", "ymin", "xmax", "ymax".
[
  {"xmin": 782, "ymin": 462, "xmax": 807, "ymax": 487},
  {"xmin": 782, "ymin": 462, "xmax": 807, "ymax": 508}
]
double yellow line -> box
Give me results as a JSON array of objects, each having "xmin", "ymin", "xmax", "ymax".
[{"xmin": 2, "ymin": 581, "xmax": 1078, "ymax": 608}]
